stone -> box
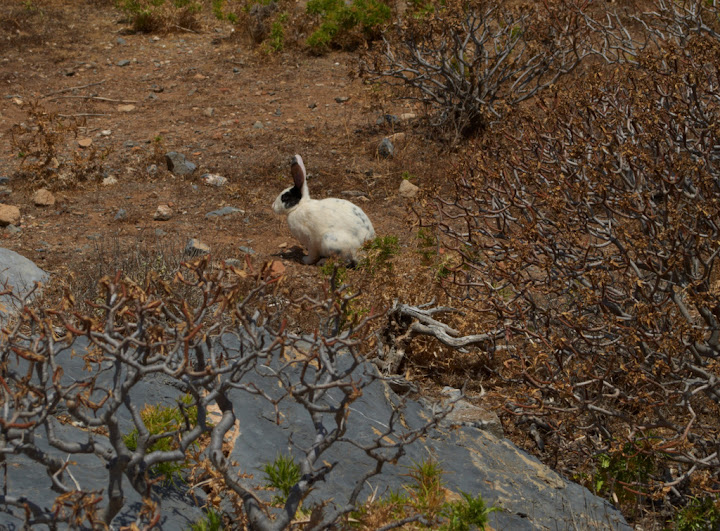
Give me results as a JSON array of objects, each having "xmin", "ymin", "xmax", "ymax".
[
  {"xmin": 100, "ymin": 129, "xmax": 112, "ymax": 136},
  {"xmin": 0, "ymin": 248, "xmax": 49, "ymax": 324},
  {"xmin": 253, "ymin": 121, "xmax": 264, "ymax": 129},
  {"xmin": 153, "ymin": 204, "xmax": 173, "ymax": 221},
  {"xmin": 32, "ymin": 188, "xmax": 55, "ymax": 207},
  {"xmin": 147, "ymin": 164, "xmax": 158, "ymax": 174},
  {"xmin": 0, "ymin": 205, "xmax": 20, "ymax": 226},
  {"xmin": 203, "ymin": 107, "xmax": 214, "ymax": 117},
  {"xmin": 376, "ymin": 114, "xmax": 400, "ymax": 126},
  {"xmin": 0, "ymin": 177, "xmax": 9, "ymax": 185},
  {"xmin": 118, "ymin": 104, "xmax": 136, "ymax": 112},
  {"xmin": 165, "ymin": 152, "xmax": 197, "ymax": 176},
  {"xmin": 184, "ymin": 238, "xmax": 210, "ymax": 257},
  {"xmin": 205, "ymin": 206, "xmax": 243, "ymax": 219},
  {"xmin": 400, "ymin": 112, "xmax": 417, "ymax": 121},
  {"xmin": 399, "ymin": 179, "xmax": 419, "ymax": 198},
  {"xmin": 335, "ymin": 96, "xmax": 350, "ymax": 103},
  {"xmin": 116, "ymin": 37, "xmax": 126, "ymax": 45},
  {"xmin": 238, "ymin": 246, "xmax": 255, "ymax": 255},
  {"xmin": 102, "ymin": 176, "xmax": 118, "ymax": 186},
  {"xmin": 5, "ymin": 224, "xmax": 20, "ymax": 235},
  {"xmin": 378, "ymin": 137, "xmax": 395, "ymax": 158},
  {"xmin": 268, "ymin": 260, "xmax": 285, "ymax": 277},
  {"xmin": 117, "ymin": 59, "xmax": 130, "ymax": 67},
  {"xmin": 78, "ymin": 137, "xmax": 93, "ymax": 148},
  {"xmin": 201, "ymin": 173, "xmax": 228, "ymax": 187},
  {"xmin": 114, "ymin": 208, "xmax": 128, "ymax": 221}
]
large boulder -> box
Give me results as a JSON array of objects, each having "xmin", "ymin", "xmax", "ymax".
[
  {"xmin": 0, "ymin": 333, "xmax": 630, "ymax": 530},
  {"xmin": 0, "ymin": 248, "xmax": 49, "ymax": 323}
]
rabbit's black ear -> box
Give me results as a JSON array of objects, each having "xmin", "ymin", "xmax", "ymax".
[{"xmin": 291, "ymin": 154, "xmax": 306, "ymax": 189}]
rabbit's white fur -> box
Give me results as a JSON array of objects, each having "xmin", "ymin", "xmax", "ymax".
[{"xmin": 273, "ymin": 154, "xmax": 375, "ymax": 265}]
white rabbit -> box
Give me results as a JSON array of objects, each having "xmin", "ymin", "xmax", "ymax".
[{"xmin": 272, "ymin": 154, "xmax": 376, "ymax": 265}]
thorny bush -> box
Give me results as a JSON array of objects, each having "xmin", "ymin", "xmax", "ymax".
[
  {"xmin": 0, "ymin": 259, "xmax": 448, "ymax": 529},
  {"xmin": 363, "ymin": 0, "xmax": 592, "ymax": 141},
  {"xmin": 422, "ymin": 25, "xmax": 720, "ymax": 522}
]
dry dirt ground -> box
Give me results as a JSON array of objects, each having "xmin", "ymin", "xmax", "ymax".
[{"xmin": 0, "ymin": 1, "xmax": 449, "ymax": 305}]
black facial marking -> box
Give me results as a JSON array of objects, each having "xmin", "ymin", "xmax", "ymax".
[{"xmin": 282, "ymin": 186, "xmax": 302, "ymax": 208}]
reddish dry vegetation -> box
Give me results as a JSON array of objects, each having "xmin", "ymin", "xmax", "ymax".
[{"xmin": 2, "ymin": 0, "xmax": 720, "ymax": 528}]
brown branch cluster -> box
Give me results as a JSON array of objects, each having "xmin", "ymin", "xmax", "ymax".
[
  {"xmin": 363, "ymin": 0, "xmax": 592, "ymax": 139},
  {"xmin": 425, "ymin": 20, "xmax": 720, "ymax": 509},
  {"xmin": 0, "ymin": 260, "xmax": 447, "ymax": 529}
]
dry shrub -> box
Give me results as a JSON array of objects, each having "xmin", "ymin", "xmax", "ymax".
[
  {"xmin": 9, "ymin": 102, "xmax": 109, "ymax": 189},
  {"xmin": 117, "ymin": 0, "xmax": 203, "ymax": 33},
  {"xmin": 415, "ymin": 29, "xmax": 720, "ymax": 524}
]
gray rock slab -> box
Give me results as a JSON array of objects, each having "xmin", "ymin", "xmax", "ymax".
[{"xmin": 0, "ymin": 248, "xmax": 49, "ymax": 323}]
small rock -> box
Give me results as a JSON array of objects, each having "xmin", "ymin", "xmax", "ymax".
[
  {"xmin": 308, "ymin": 103, "xmax": 317, "ymax": 109},
  {"xmin": 378, "ymin": 137, "xmax": 395, "ymax": 159},
  {"xmin": 124, "ymin": 140, "xmax": 137, "ymax": 148},
  {"xmin": 238, "ymin": 246, "xmax": 256, "ymax": 255},
  {"xmin": 165, "ymin": 152, "xmax": 197, "ymax": 176},
  {"xmin": 232, "ymin": 67, "xmax": 241, "ymax": 74},
  {"xmin": 114, "ymin": 208, "xmax": 127, "ymax": 221},
  {"xmin": 278, "ymin": 242, "xmax": 287, "ymax": 249},
  {"xmin": 116, "ymin": 37, "xmax": 127, "ymax": 45},
  {"xmin": 341, "ymin": 190, "xmax": 367, "ymax": 197},
  {"xmin": 185, "ymin": 238, "xmax": 210, "ymax": 256},
  {"xmin": 335, "ymin": 96, "xmax": 350, "ymax": 104},
  {"xmin": 203, "ymin": 107, "xmax": 215, "ymax": 117},
  {"xmin": 154, "ymin": 204, "xmax": 173, "ymax": 221},
  {"xmin": 5, "ymin": 224, "xmax": 21, "ymax": 235},
  {"xmin": 388, "ymin": 132, "xmax": 406, "ymax": 144},
  {"xmin": 102, "ymin": 176, "xmax": 118, "ymax": 186},
  {"xmin": 399, "ymin": 112, "xmax": 417, "ymax": 121},
  {"xmin": 399, "ymin": 179, "xmax": 419, "ymax": 198},
  {"xmin": 205, "ymin": 206, "xmax": 243, "ymax": 218},
  {"xmin": 151, "ymin": 85, "xmax": 164, "ymax": 93},
  {"xmin": 0, "ymin": 177, "xmax": 9, "ymax": 185},
  {"xmin": 100, "ymin": 129, "xmax": 112, "ymax": 136},
  {"xmin": 376, "ymin": 114, "xmax": 400, "ymax": 126},
  {"xmin": 253, "ymin": 121, "xmax": 264, "ymax": 129},
  {"xmin": 32, "ymin": 188, "xmax": 55, "ymax": 207},
  {"xmin": 224, "ymin": 258, "xmax": 243, "ymax": 267},
  {"xmin": 117, "ymin": 60, "xmax": 131, "ymax": 67},
  {"xmin": 147, "ymin": 164, "xmax": 158, "ymax": 174},
  {"xmin": 268, "ymin": 260, "xmax": 285, "ymax": 277},
  {"xmin": 0, "ymin": 204, "xmax": 20, "ymax": 226},
  {"xmin": 201, "ymin": 173, "xmax": 228, "ymax": 187},
  {"xmin": 78, "ymin": 137, "xmax": 93, "ymax": 148},
  {"xmin": 118, "ymin": 104, "xmax": 136, "ymax": 113}
]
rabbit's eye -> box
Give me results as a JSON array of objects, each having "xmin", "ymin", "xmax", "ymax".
[{"xmin": 282, "ymin": 186, "xmax": 302, "ymax": 208}]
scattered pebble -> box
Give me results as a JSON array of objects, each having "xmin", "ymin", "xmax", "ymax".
[
  {"xmin": 102, "ymin": 176, "xmax": 118, "ymax": 186},
  {"xmin": 335, "ymin": 96, "xmax": 350, "ymax": 104},
  {"xmin": 5, "ymin": 224, "xmax": 21, "ymax": 235},
  {"xmin": 399, "ymin": 179, "xmax": 419, "ymax": 198},
  {"xmin": 206, "ymin": 206, "xmax": 243, "ymax": 218},
  {"xmin": 203, "ymin": 107, "xmax": 215, "ymax": 117},
  {"xmin": 0, "ymin": 204, "xmax": 21, "ymax": 226},
  {"xmin": 378, "ymin": 137, "xmax": 395, "ymax": 159},
  {"xmin": 185, "ymin": 238, "xmax": 210, "ymax": 256},
  {"xmin": 32, "ymin": 188, "xmax": 55, "ymax": 207},
  {"xmin": 238, "ymin": 246, "xmax": 256, "ymax": 255},
  {"xmin": 147, "ymin": 164, "xmax": 158, "ymax": 174},
  {"xmin": 201, "ymin": 173, "xmax": 228, "ymax": 187},
  {"xmin": 100, "ymin": 129, "xmax": 112, "ymax": 136},
  {"xmin": 117, "ymin": 59, "xmax": 131, "ymax": 67},
  {"xmin": 376, "ymin": 114, "xmax": 400, "ymax": 126},
  {"xmin": 118, "ymin": 104, "xmax": 136, "ymax": 112},
  {"xmin": 116, "ymin": 37, "xmax": 127, "ymax": 45},
  {"xmin": 253, "ymin": 121, "xmax": 264, "ymax": 129},
  {"xmin": 154, "ymin": 204, "xmax": 173, "ymax": 221},
  {"xmin": 78, "ymin": 137, "xmax": 93, "ymax": 148},
  {"xmin": 114, "ymin": 208, "xmax": 127, "ymax": 221},
  {"xmin": 165, "ymin": 152, "xmax": 197, "ymax": 175}
]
